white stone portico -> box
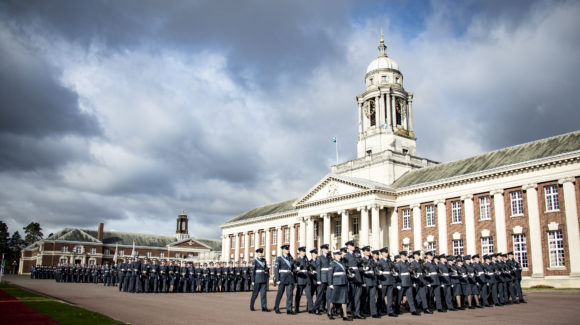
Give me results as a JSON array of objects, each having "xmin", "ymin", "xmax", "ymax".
[{"xmin": 220, "ymin": 36, "xmax": 580, "ymax": 287}]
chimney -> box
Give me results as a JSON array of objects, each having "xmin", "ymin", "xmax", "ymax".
[{"xmin": 97, "ymin": 222, "xmax": 104, "ymax": 241}]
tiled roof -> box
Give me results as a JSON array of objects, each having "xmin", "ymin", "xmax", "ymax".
[
  {"xmin": 222, "ymin": 198, "xmax": 297, "ymax": 226},
  {"xmin": 392, "ymin": 130, "xmax": 580, "ymax": 189}
]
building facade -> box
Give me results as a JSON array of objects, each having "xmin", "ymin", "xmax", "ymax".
[
  {"xmin": 220, "ymin": 36, "xmax": 580, "ymax": 287},
  {"xmin": 19, "ymin": 211, "xmax": 222, "ymax": 274}
]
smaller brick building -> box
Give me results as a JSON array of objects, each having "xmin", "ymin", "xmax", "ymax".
[{"xmin": 19, "ymin": 212, "xmax": 221, "ymax": 274}]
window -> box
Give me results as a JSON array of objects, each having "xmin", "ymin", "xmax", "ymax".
[
  {"xmin": 452, "ymin": 239, "xmax": 464, "ymax": 256},
  {"xmin": 426, "ymin": 241, "xmax": 437, "ymax": 252},
  {"xmin": 313, "ymin": 222, "xmax": 319, "ymax": 240},
  {"xmin": 402, "ymin": 209, "xmax": 411, "ymax": 230},
  {"xmin": 250, "ymin": 233, "xmax": 255, "ymax": 247},
  {"xmin": 548, "ymin": 230, "xmax": 564, "ymax": 267},
  {"xmin": 369, "ymin": 78, "xmax": 374, "ymax": 85},
  {"xmin": 451, "ymin": 201, "xmax": 462, "ymax": 223},
  {"xmin": 544, "ymin": 185, "xmax": 560, "ymax": 212},
  {"xmin": 88, "ymin": 259, "xmax": 95, "ymax": 265},
  {"xmin": 272, "ymin": 230, "xmax": 277, "ymax": 245},
  {"xmin": 59, "ymin": 258, "xmax": 67, "ymax": 264},
  {"xmin": 175, "ymin": 253, "xmax": 181, "ymax": 258},
  {"xmin": 297, "ymin": 226, "xmax": 301, "ymax": 243},
  {"xmin": 74, "ymin": 246, "xmax": 83, "ymax": 254},
  {"xmin": 146, "ymin": 251, "xmax": 152, "ymax": 258},
  {"xmin": 261, "ymin": 232, "xmax": 266, "ymax": 246},
  {"xmin": 479, "ymin": 196, "xmax": 491, "ymax": 220},
  {"xmin": 481, "ymin": 237, "xmax": 494, "ymax": 254},
  {"xmin": 119, "ymin": 250, "xmax": 124, "ymax": 257},
  {"xmin": 512, "ymin": 234, "xmax": 528, "ymax": 268},
  {"xmin": 284, "ymin": 228, "xmax": 290, "ymax": 243},
  {"xmin": 89, "ymin": 248, "xmax": 96, "ymax": 255},
  {"xmin": 231, "ymin": 236, "xmax": 235, "ymax": 248},
  {"xmin": 402, "ymin": 244, "xmax": 411, "ymax": 252},
  {"xmin": 159, "ymin": 252, "xmax": 165, "ymax": 258},
  {"xmin": 335, "ymin": 220, "xmax": 341, "ymax": 237},
  {"xmin": 426, "ymin": 205, "xmax": 435, "ymax": 227},
  {"xmin": 104, "ymin": 249, "xmax": 110, "ymax": 255},
  {"xmin": 61, "ymin": 246, "xmax": 69, "ymax": 253},
  {"xmin": 510, "ymin": 191, "xmax": 524, "ymax": 216},
  {"xmin": 240, "ymin": 235, "xmax": 245, "ymax": 249},
  {"xmin": 381, "ymin": 75, "xmax": 386, "ymax": 82},
  {"xmin": 352, "ymin": 217, "xmax": 359, "ymax": 235}
]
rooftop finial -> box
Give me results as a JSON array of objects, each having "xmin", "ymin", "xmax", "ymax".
[
  {"xmin": 380, "ymin": 29, "xmax": 384, "ymax": 43},
  {"xmin": 378, "ymin": 29, "xmax": 387, "ymax": 57}
]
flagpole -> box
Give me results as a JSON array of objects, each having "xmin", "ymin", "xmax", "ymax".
[{"xmin": 335, "ymin": 138, "xmax": 338, "ymax": 165}]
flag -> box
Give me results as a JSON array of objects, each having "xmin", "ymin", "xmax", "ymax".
[
  {"xmin": 113, "ymin": 243, "xmax": 118, "ymax": 264},
  {"xmin": 332, "ymin": 136, "xmax": 337, "ymax": 143}
]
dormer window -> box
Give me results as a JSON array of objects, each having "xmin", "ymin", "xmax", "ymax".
[{"xmin": 381, "ymin": 75, "xmax": 386, "ymax": 82}]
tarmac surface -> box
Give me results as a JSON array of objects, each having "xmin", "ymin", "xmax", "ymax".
[{"xmin": 6, "ymin": 275, "xmax": 580, "ymax": 325}]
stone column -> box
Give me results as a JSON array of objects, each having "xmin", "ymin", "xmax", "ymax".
[
  {"xmin": 463, "ymin": 194, "xmax": 476, "ymax": 255},
  {"xmin": 244, "ymin": 232, "xmax": 250, "ymax": 262},
  {"xmin": 224, "ymin": 234, "xmax": 231, "ymax": 262},
  {"xmin": 408, "ymin": 94, "xmax": 414, "ymax": 136},
  {"xmin": 276, "ymin": 226, "xmax": 282, "ymax": 256},
  {"xmin": 375, "ymin": 95, "xmax": 381, "ymax": 128},
  {"xmin": 300, "ymin": 218, "xmax": 307, "ymax": 247},
  {"xmin": 389, "ymin": 208, "xmax": 399, "ymax": 253},
  {"xmin": 265, "ymin": 228, "xmax": 272, "ymax": 265},
  {"xmin": 524, "ymin": 183, "xmax": 544, "ymax": 277},
  {"xmin": 306, "ymin": 217, "xmax": 315, "ymax": 252},
  {"xmin": 359, "ymin": 207, "xmax": 369, "ymax": 246},
  {"xmin": 560, "ymin": 178, "xmax": 580, "ymax": 276},
  {"xmin": 412, "ymin": 204, "xmax": 421, "ymax": 251},
  {"xmin": 290, "ymin": 224, "xmax": 297, "ymax": 256},
  {"xmin": 436, "ymin": 200, "xmax": 448, "ymax": 254},
  {"xmin": 391, "ymin": 94, "xmax": 396, "ymax": 128},
  {"xmin": 323, "ymin": 213, "xmax": 331, "ymax": 246},
  {"xmin": 491, "ymin": 189, "xmax": 508, "ymax": 253},
  {"xmin": 371, "ymin": 206, "xmax": 381, "ymax": 249},
  {"xmin": 358, "ymin": 102, "xmax": 363, "ymax": 134},
  {"xmin": 234, "ymin": 233, "xmax": 240, "ymax": 262},
  {"xmin": 341, "ymin": 210, "xmax": 350, "ymax": 245}
]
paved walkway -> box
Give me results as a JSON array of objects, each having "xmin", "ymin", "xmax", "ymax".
[
  {"xmin": 0, "ymin": 287, "xmax": 59, "ymax": 325},
  {"xmin": 6, "ymin": 276, "xmax": 580, "ymax": 325}
]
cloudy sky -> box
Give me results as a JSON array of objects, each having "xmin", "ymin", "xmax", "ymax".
[{"xmin": 1, "ymin": 0, "xmax": 579, "ymax": 239}]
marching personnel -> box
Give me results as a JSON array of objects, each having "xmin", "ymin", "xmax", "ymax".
[
  {"xmin": 474, "ymin": 254, "xmax": 490, "ymax": 306},
  {"xmin": 180, "ymin": 261, "xmax": 189, "ymax": 292},
  {"xmin": 507, "ymin": 252, "xmax": 526, "ymax": 303},
  {"xmin": 308, "ymin": 249, "xmax": 319, "ymax": 313},
  {"xmin": 328, "ymin": 249, "xmax": 352, "ymax": 321},
  {"xmin": 460, "ymin": 256, "xmax": 476, "ymax": 308},
  {"xmin": 448, "ymin": 256, "xmax": 464, "ymax": 309},
  {"xmin": 249, "ymin": 248, "xmax": 271, "ymax": 312},
  {"xmin": 313, "ymin": 244, "xmax": 330, "ymax": 315},
  {"xmin": 195, "ymin": 263, "xmax": 203, "ymax": 292},
  {"xmin": 125, "ymin": 257, "xmax": 133, "ymax": 292},
  {"xmin": 210, "ymin": 262, "xmax": 217, "ymax": 292},
  {"xmin": 151, "ymin": 259, "xmax": 160, "ymax": 293},
  {"xmin": 438, "ymin": 255, "xmax": 455, "ymax": 310},
  {"xmin": 202, "ymin": 263, "xmax": 210, "ymax": 292},
  {"xmin": 187, "ymin": 262, "xmax": 196, "ymax": 293},
  {"xmin": 142, "ymin": 258, "xmax": 151, "ymax": 293},
  {"xmin": 396, "ymin": 251, "xmax": 419, "ymax": 315},
  {"xmin": 294, "ymin": 247, "xmax": 313, "ymax": 313},
  {"xmin": 483, "ymin": 255, "xmax": 500, "ymax": 306},
  {"xmin": 242, "ymin": 261, "xmax": 251, "ymax": 291},
  {"xmin": 273, "ymin": 244, "xmax": 296, "ymax": 315},
  {"xmin": 424, "ymin": 251, "xmax": 444, "ymax": 312},
  {"xmin": 216, "ymin": 262, "xmax": 223, "ymax": 292},
  {"xmin": 103, "ymin": 262, "xmax": 111, "ymax": 286},
  {"xmin": 411, "ymin": 250, "xmax": 432, "ymax": 314},
  {"xmin": 159, "ymin": 259, "xmax": 168, "ymax": 293},
  {"xmin": 361, "ymin": 247, "xmax": 380, "ymax": 318},
  {"xmin": 491, "ymin": 254, "xmax": 505, "ymax": 305},
  {"xmin": 342, "ymin": 241, "xmax": 364, "ymax": 319},
  {"xmin": 464, "ymin": 255, "xmax": 482, "ymax": 308},
  {"xmin": 378, "ymin": 247, "xmax": 397, "ymax": 317}
]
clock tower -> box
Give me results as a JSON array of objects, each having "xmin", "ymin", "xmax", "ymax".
[{"xmin": 356, "ymin": 33, "xmax": 416, "ymax": 158}]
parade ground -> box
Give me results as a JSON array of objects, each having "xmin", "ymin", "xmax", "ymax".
[{"xmin": 3, "ymin": 276, "xmax": 580, "ymax": 325}]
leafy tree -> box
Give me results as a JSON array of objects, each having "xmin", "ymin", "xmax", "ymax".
[
  {"xmin": 23, "ymin": 222, "xmax": 43, "ymax": 246},
  {"xmin": 9, "ymin": 231, "xmax": 26, "ymax": 250},
  {"xmin": 0, "ymin": 221, "xmax": 9, "ymax": 255}
]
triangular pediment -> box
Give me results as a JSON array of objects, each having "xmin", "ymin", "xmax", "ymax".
[
  {"xmin": 295, "ymin": 174, "xmax": 392, "ymax": 206},
  {"xmin": 168, "ymin": 238, "xmax": 211, "ymax": 249}
]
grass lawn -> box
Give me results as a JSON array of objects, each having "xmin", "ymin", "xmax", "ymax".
[{"xmin": 0, "ymin": 282, "xmax": 126, "ymax": 325}]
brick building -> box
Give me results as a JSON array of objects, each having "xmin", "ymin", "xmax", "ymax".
[
  {"xmin": 19, "ymin": 211, "xmax": 221, "ymax": 274},
  {"xmin": 220, "ymin": 37, "xmax": 580, "ymax": 287}
]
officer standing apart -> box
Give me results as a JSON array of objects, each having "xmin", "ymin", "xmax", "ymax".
[{"xmin": 250, "ymin": 248, "xmax": 271, "ymax": 312}]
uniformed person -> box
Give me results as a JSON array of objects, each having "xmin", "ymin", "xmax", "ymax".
[
  {"xmin": 377, "ymin": 247, "xmax": 397, "ymax": 317},
  {"xmin": 342, "ymin": 241, "xmax": 364, "ymax": 319},
  {"xmin": 313, "ymin": 244, "xmax": 330, "ymax": 315},
  {"xmin": 361, "ymin": 246, "xmax": 380, "ymax": 318},
  {"xmin": 294, "ymin": 246, "xmax": 313, "ymax": 313},
  {"xmin": 507, "ymin": 252, "xmax": 526, "ymax": 303},
  {"xmin": 307, "ymin": 249, "xmax": 319, "ymax": 313},
  {"xmin": 274, "ymin": 244, "xmax": 296, "ymax": 314},
  {"xmin": 250, "ymin": 248, "xmax": 270, "ymax": 312},
  {"xmin": 411, "ymin": 250, "xmax": 432, "ymax": 314},
  {"xmin": 396, "ymin": 251, "xmax": 419, "ymax": 315},
  {"xmin": 328, "ymin": 249, "xmax": 352, "ymax": 321}
]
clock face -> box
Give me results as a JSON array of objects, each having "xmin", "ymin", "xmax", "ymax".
[{"xmin": 364, "ymin": 100, "xmax": 375, "ymax": 118}]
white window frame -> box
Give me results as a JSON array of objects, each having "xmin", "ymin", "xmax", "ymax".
[
  {"xmin": 119, "ymin": 250, "xmax": 124, "ymax": 257},
  {"xmin": 240, "ymin": 235, "xmax": 245, "ymax": 249},
  {"xmin": 104, "ymin": 248, "xmax": 110, "ymax": 255},
  {"xmin": 425, "ymin": 205, "xmax": 435, "ymax": 227},
  {"xmin": 451, "ymin": 201, "xmax": 462, "ymax": 224},
  {"xmin": 548, "ymin": 230, "xmax": 565, "ymax": 268},
  {"xmin": 512, "ymin": 234, "xmax": 528, "ymax": 268},
  {"xmin": 88, "ymin": 259, "xmax": 96, "ymax": 265},
  {"xmin": 284, "ymin": 228, "xmax": 290, "ymax": 243},
  {"xmin": 89, "ymin": 247, "xmax": 96, "ymax": 255},
  {"xmin": 402, "ymin": 244, "xmax": 411, "ymax": 252},
  {"xmin": 544, "ymin": 185, "xmax": 560, "ymax": 212},
  {"xmin": 175, "ymin": 253, "xmax": 181, "ymax": 259},
  {"xmin": 272, "ymin": 230, "xmax": 277, "ymax": 245},
  {"xmin": 381, "ymin": 75, "xmax": 387, "ymax": 82},
  {"xmin": 352, "ymin": 217, "xmax": 359, "ymax": 235},
  {"xmin": 402, "ymin": 209, "xmax": 411, "ymax": 230},
  {"xmin": 426, "ymin": 241, "xmax": 436, "ymax": 252},
  {"xmin": 74, "ymin": 246, "xmax": 83, "ymax": 254},
  {"xmin": 335, "ymin": 220, "xmax": 341, "ymax": 237},
  {"xmin": 250, "ymin": 233, "xmax": 255, "ymax": 247},
  {"xmin": 261, "ymin": 231, "xmax": 266, "ymax": 246},
  {"xmin": 159, "ymin": 252, "xmax": 165, "ymax": 258},
  {"xmin": 297, "ymin": 226, "xmax": 301, "ymax": 243},
  {"xmin": 61, "ymin": 246, "xmax": 69, "ymax": 253},
  {"xmin": 479, "ymin": 196, "xmax": 491, "ymax": 220},
  {"xmin": 146, "ymin": 251, "xmax": 152, "ymax": 258},
  {"xmin": 313, "ymin": 222, "xmax": 319, "ymax": 240},
  {"xmin": 510, "ymin": 191, "xmax": 524, "ymax": 216},
  {"xmin": 452, "ymin": 239, "xmax": 464, "ymax": 256},
  {"xmin": 231, "ymin": 236, "xmax": 235, "ymax": 248},
  {"xmin": 59, "ymin": 258, "xmax": 67, "ymax": 264},
  {"xmin": 481, "ymin": 236, "xmax": 494, "ymax": 255}
]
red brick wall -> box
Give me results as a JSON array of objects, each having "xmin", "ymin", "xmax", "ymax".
[
  {"xmin": 398, "ymin": 206, "xmax": 413, "ymax": 250},
  {"xmin": 474, "ymin": 192, "xmax": 497, "ymax": 255},
  {"xmin": 537, "ymin": 181, "xmax": 570, "ymax": 276},
  {"xmin": 504, "ymin": 187, "xmax": 532, "ymax": 276},
  {"xmin": 446, "ymin": 197, "xmax": 466, "ymax": 255}
]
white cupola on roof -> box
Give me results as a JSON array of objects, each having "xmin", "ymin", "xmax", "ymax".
[{"xmin": 366, "ymin": 31, "xmax": 400, "ymax": 73}]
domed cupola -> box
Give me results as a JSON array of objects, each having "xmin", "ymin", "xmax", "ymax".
[{"xmin": 355, "ymin": 32, "xmax": 416, "ymax": 159}]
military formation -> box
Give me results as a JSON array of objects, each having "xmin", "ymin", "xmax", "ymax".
[
  {"xmin": 256, "ymin": 241, "xmax": 526, "ymax": 321},
  {"xmin": 31, "ymin": 258, "xmax": 255, "ymax": 294}
]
